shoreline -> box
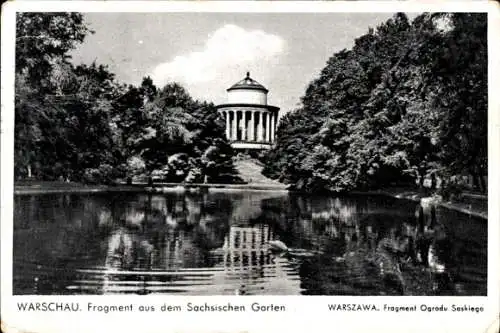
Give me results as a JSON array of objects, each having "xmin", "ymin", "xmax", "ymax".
[
  {"xmin": 14, "ymin": 182, "xmax": 289, "ymax": 195},
  {"xmin": 353, "ymin": 189, "xmax": 487, "ymax": 220},
  {"xmin": 13, "ymin": 182, "xmax": 486, "ymax": 219}
]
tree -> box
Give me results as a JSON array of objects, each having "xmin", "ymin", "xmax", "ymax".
[
  {"xmin": 15, "ymin": 14, "xmax": 241, "ymax": 185},
  {"xmin": 16, "ymin": 13, "xmax": 92, "ymax": 88},
  {"xmin": 264, "ymin": 13, "xmax": 487, "ymax": 193},
  {"xmin": 15, "ymin": 13, "xmax": 93, "ymax": 179},
  {"xmin": 15, "ymin": 14, "xmax": 126, "ymax": 182},
  {"xmin": 130, "ymin": 82, "xmax": 240, "ymax": 183},
  {"xmin": 429, "ymin": 14, "xmax": 487, "ymax": 191}
]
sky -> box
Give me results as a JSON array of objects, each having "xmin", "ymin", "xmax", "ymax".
[{"xmin": 70, "ymin": 12, "xmax": 416, "ymax": 114}]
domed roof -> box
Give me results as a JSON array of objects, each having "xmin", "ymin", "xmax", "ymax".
[{"xmin": 227, "ymin": 72, "xmax": 268, "ymax": 93}]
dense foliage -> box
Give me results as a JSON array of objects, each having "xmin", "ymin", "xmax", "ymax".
[
  {"xmin": 15, "ymin": 13, "xmax": 239, "ymax": 184},
  {"xmin": 263, "ymin": 13, "xmax": 487, "ymax": 193}
]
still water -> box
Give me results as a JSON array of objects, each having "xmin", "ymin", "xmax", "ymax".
[{"xmin": 14, "ymin": 191, "xmax": 487, "ymax": 295}]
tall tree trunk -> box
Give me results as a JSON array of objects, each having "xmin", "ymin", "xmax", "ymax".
[
  {"xmin": 471, "ymin": 172, "xmax": 480, "ymax": 192},
  {"xmin": 479, "ymin": 174, "xmax": 487, "ymax": 193},
  {"xmin": 418, "ymin": 169, "xmax": 425, "ymax": 188},
  {"xmin": 430, "ymin": 173, "xmax": 437, "ymax": 190}
]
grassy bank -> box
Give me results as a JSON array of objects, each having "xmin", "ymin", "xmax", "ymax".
[
  {"xmin": 360, "ymin": 187, "xmax": 487, "ymax": 220},
  {"xmin": 14, "ymin": 181, "xmax": 144, "ymax": 195}
]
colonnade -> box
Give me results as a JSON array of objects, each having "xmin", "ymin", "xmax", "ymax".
[{"xmin": 219, "ymin": 109, "xmax": 278, "ymax": 143}]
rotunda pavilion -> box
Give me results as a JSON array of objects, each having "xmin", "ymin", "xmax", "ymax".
[{"xmin": 217, "ymin": 72, "xmax": 280, "ymax": 150}]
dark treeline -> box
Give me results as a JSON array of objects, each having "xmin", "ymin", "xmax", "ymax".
[
  {"xmin": 263, "ymin": 13, "xmax": 487, "ymax": 194},
  {"xmin": 15, "ymin": 13, "xmax": 240, "ymax": 184}
]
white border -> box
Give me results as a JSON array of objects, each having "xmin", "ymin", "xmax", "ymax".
[
  {"xmin": 4, "ymin": 1, "xmax": 496, "ymax": 13},
  {"xmin": 1, "ymin": 2, "xmax": 499, "ymax": 333}
]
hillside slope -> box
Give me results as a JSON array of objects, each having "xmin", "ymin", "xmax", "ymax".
[{"xmin": 234, "ymin": 158, "xmax": 285, "ymax": 186}]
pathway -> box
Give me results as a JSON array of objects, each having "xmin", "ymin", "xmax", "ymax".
[{"xmin": 234, "ymin": 158, "xmax": 286, "ymax": 187}]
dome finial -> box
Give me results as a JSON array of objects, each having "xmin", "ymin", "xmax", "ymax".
[{"xmin": 246, "ymin": 71, "xmax": 250, "ymax": 79}]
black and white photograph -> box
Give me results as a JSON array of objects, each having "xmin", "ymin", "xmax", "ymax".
[
  {"xmin": 8, "ymin": 8, "xmax": 490, "ymax": 297},
  {"xmin": 2, "ymin": 3, "xmax": 499, "ymax": 333}
]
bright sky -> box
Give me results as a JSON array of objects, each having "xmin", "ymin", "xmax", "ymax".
[{"xmin": 70, "ymin": 12, "xmax": 413, "ymax": 114}]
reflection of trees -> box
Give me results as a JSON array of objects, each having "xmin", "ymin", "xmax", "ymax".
[
  {"xmin": 101, "ymin": 193, "xmax": 233, "ymax": 272},
  {"xmin": 292, "ymin": 196, "xmax": 461, "ymax": 295},
  {"xmin": 14, "ymin": 192, "xmax": 485, "ymax": 295},
  {"xmin": 14, "ymin": 194, "xmax": 105, "ymax": 266},
  {"xmin": 96, "ymin": 193, "xmax": 234, "ymax": 294},
  {"xmin": 14, "ymin": 194, "xmax": 113, "ymax": 294},
  {"xmin": 260, "ymin": 195, "xmax": 363, "ymax": 254},
  {"xmin": 253, "ymin": 194, "xmax": 462, "ymax": 295}
]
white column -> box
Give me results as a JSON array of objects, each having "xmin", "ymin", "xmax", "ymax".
[
  {"xmin": 249, "ymin": 111, "xmax": 255, "ymax": 141},
  {"xmin": 272, "ymin": 112, "xmax": 276, "ymax": 142},
  {"xmin": 241, "ymin": 111, "xmax": 246, "ymax": 141},
  {"xmin": 225, "ymin": 111, "xmax": 230, "ymax": 140},
  {"xmin": 232, "ymin": 110, "xmax": 237, "ymax": 141},
  {"xmin": 274, "ymin": 111, "xmax": 278, "ymax": 141},
  {"xmin": 265, "ymin": 112, "xmax": 270, "ymax": 142},
  {"xmin": 257, "ymin": 112, "xmax": 263, "ymax": 141},
  {"xmin": 262, "ymin": 112, "xmax": 266, "ymax": 142}
]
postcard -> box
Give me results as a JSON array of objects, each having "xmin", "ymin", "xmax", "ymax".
[{"xmin": 1, "ymin": 1, "xmax": 499, "ymax": 333}]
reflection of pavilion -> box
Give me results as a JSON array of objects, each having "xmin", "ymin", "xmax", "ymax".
[
  {"xmin": 221, "ymin": 225, "xmax": 274, "ymax": 270},
  {"xmin": 210, "ymin": 224, "xmax": 301, "ymax": 295},
  {"xmin": 158, "ymin": 230, "xmax": 186, "ymax": 270}
]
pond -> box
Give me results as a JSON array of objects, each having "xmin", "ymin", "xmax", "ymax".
[{"xmin": 13, "ymin": 190, "xmax": 487, "ymax": 296}]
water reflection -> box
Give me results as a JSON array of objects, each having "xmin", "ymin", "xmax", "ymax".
[{"xmin": 13, "ymin": 192, "xmax": 486, "ymax": 295}]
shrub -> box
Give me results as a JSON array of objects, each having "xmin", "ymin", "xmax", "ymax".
[
  {"xmin": 82, "ymin": 163, "xmax": 116, "ymax": 184},
  {"xmin": 438, "ymin": 181, "xmax": 466, "ymax": 202}
]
